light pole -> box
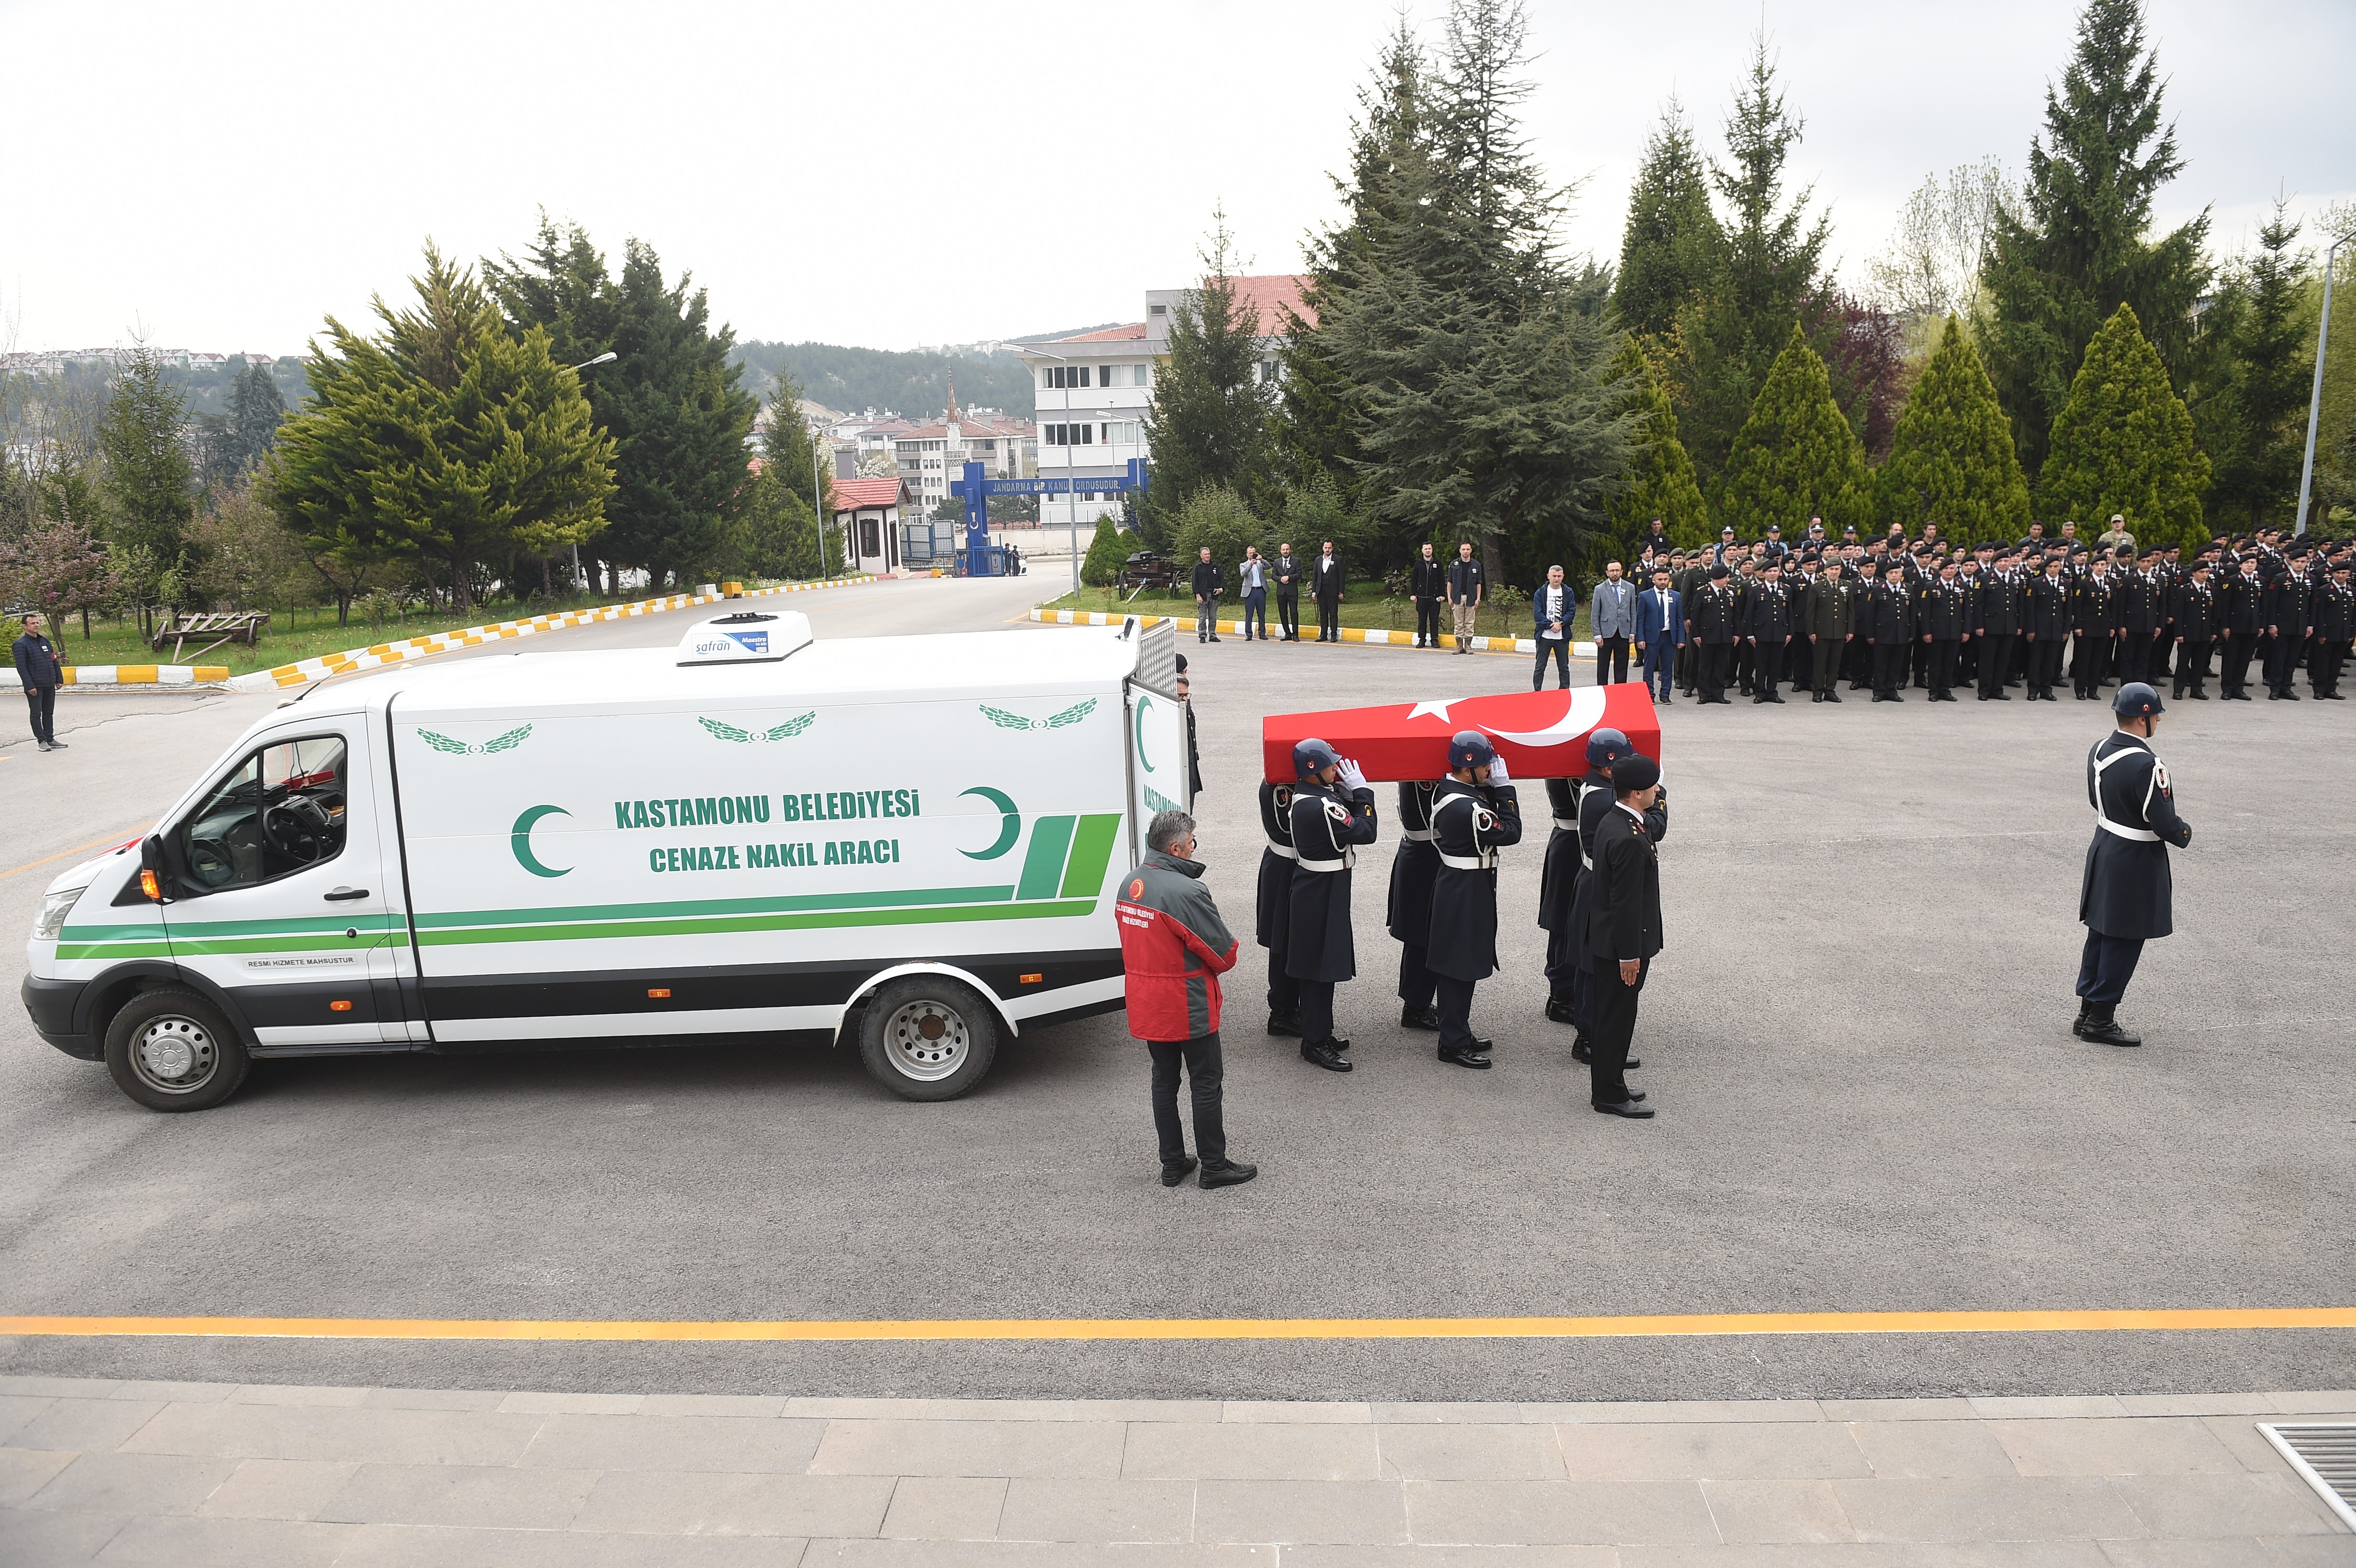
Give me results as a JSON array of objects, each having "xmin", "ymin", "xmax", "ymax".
[
  {"xmin": 565, "ymin": 352, "xmax": 619, "ymax": 591},
  {"xmin": 1026, "ymin": 344, "xmax": 1082, "ymax": 596},
  {"xmin": 2294, "ymin": 227, "xmax": 2356, "ymax": 538}
]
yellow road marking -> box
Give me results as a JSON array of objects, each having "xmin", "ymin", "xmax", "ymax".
[
  {"xmin": 2, "ymin": 1308, "xmax": 2349, "ymax": 1343},
  {"xmin": 0, "ymin": 827, "xmax": 151, "ymax": 882}
]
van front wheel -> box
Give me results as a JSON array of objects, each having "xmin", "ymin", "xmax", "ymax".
[
  {"xmin": 856, "ymin": 976, "xmax": 999, "ymax": 1101},
  {"xmin": 104, "ymin": 987, "xmax": 251, "ymax": 1111}
]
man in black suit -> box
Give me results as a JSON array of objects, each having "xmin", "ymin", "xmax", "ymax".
[
  {"xmin": 1273, "ymin": 543, "xmax": 1303, "ymax": 642},
  {"xmin": 1409, "ymin": 543, "xmax": 1447, "ymax": 649},
  {"xmin": 1313, "ymin": 540, "xmax": 1346, "ymax": 642},
  {"xmin": 1582, "ymin": 752, "xmax": 1662, "ymax": 1120}
]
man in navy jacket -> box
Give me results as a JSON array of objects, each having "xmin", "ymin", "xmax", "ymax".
[
  {"xmin": 13, "ymin": 613, "xmax": 67, "ymax": 752},
  {"xmin": 1635, "ymin": 568, "xmax": 1685, "ymax": 704}
]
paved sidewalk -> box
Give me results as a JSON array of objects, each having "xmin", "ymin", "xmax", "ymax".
[{"xmin": 2, "ymin": 1377, "xmax": 2350, "ymax": 1565}]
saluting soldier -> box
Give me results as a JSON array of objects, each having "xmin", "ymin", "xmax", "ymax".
[
  {"xmin": 2077, "ymin": 683, "xmax": 2192, "ymax": 1046},
  {"xmin": 1255, "ymin": 773, "xmax": 1301, "ymax": 1038},
  {"xmin": 1426, "ymin": 732, "xmax": 1523, "ymax": 1070},
  {"xmin": 1285, "ymin": 739, "xmax": 1379, "ymax": 1073},
  {"xmin": 1387, "ymin": 778, "xmax": 1444, "ymax": 1033}
]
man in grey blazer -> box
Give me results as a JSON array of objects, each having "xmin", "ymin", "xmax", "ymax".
[{"xmin": 1590, "ymin": 561, "xmax": 1637, "ymax": 685}]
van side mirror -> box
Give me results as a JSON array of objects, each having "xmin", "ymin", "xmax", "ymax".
[{"xmin": 138, "ymin": 835, "xmax": 171, "ymax": 904}]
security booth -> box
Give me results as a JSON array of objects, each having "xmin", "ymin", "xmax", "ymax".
[{"xmin": 830, "ymin": 477, "xmax": 907, "ymax": 576}]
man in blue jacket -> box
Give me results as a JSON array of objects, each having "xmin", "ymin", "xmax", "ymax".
[
  {"xmin": 1635, "ymin": 567, "xmax": 1685, "ymax": 705},
  {"xmin": 13, "ymin": 613, "xmax": 67, "ymax": 752},
  {"xmin": 1532, "ymin": 565, "xmax": 1574, "ymax": 690}
]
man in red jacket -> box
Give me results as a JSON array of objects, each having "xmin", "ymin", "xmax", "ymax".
[{"xmin": 1116, "ymin": 809, "xmax": 1258, "ymax": 1189}]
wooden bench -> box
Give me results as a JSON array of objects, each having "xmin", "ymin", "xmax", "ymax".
[{"xmin": 150, "ymin": 611, "xmax": 271, "ymax": 662}]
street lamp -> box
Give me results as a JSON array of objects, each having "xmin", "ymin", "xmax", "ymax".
[
  {"xmin": 566, "ymin": 351, "xmax": 619, "ymax": 590},
  {"xmin": 2294, "ymin": 227, "xmax": 2356, "ymax": 538}
]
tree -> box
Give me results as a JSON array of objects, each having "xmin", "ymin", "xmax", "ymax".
[
  {"xmin": 0, "ymin": 514, "xmax": 119, "ymax": 639},
  {"xmin": 1978, "ymin": 0, "xmax": 2212, "ymax": 479},
  {"xmin": 1669, "ymin": 32, "xmax": 1835, "ymax": 487},
  {"xmin": 2037, "ymin": 302, "xmax": 2209, "ymax": 546},
  {"xmin": 1614, "ymin": 99, "xmax": 1715, "ymax": 339},
  {"xmin": 268, "ymin": 243, "xmax": 617, "ymax": 615},
  {"xmin": 1870, "ymin": 159, "xmax": 2014, "ymax": 319},
  {"xmin": 1080, "ymin": 516, "xmax": 1126, "ymax": 586},
  {"xmin": 187, "ymin": 476, "xmax": 310, "ymax": 611},
  {"xmin": 199, "ymin": 359, "xmax": 289, "ymax": 489},
  {"xmin": 1876, "ymin": 316, "xmax": 2032, "ymax": 543},
  {"xmin": 1719, "ymin": 325, "xmax": 1870, "ymax": 537},
  {"xmin": 97, "ymin": 344, "xmax": 196, "ymax": 632},
  {"xmin": 487, "ymin": 217, "xmax": 760, "ymax": 588},
  {"xmin": 1170, "ymin": 484, "xmax": 1271, "ymax": 574},
  {"xmin": 1139, "ymin": 209, "xmax": 1275, "ymax": 546},
  {"xmin": 1603, "ymin": 339, "xmax": 1711, "ymax": 551},
  {"xmin": 2203, "ymin": 199, "xmax": 2313, "ymax": 531}
]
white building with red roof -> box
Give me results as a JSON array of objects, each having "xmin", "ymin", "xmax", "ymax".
[{"xmin": 829, "ymin": 475, "xmax": 908, "ymax": 576}]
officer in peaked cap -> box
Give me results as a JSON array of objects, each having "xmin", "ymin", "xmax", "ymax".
[
  {"xmin": 1387, "ymin": 776, "xmax": 1445, "ymax": 1033},
  {"xmin": 2076, "ymin": 683, "xmax": 2192, "ymax": 1047},
  {"xmin": 1540, "ymin": 727, "xmax": 1628, "ymax": 1034},
  {"xmin": 1285, "ymin": 738, "xmax": 1380, "ymax": 1073},
  {"xmin": 1564, "ymin": 728, "xmax": 1664, "ymax": 1068},
  {"xmin": 1255, "ymin": 769, "xmax": 1301, "ymax": 1039},
  {"xmin": 1425, "ymin": 731, "xmax": 1523, "ymax": 1069}
]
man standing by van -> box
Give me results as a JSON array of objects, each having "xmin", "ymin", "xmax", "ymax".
[
  {"xmin": 1116, "ymin": 810, "xmax": 1258, "ymax": 1189},
  {"xmin": 13, "ymin": 613, "xmax": 66, "ymax": 753}
]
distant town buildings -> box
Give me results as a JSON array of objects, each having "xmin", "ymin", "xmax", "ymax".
[{"xmin": 0, "ymin": 347, "xmax": 273, "ymax": 376}]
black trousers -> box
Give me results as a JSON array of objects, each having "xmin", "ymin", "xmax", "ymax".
[
  {"xmin": 1296, "ymin": 978, "xmax": 1336, "ymax": 1045},
  {"xmin": 1734, "ymin": 639, "xmax": 1755, "ymax": 693},
  {"xmin": 1434, "ymin": 973, "xmax": 1480, "ymax": 1054},
  {"xmin": 2263, "ymin": 632, "xmax": 2298, "ymax": 692},
  {"xmin": 2072, "ymin": 632, "xmax": 2106, "ymax": 695},
  {"xmin": 1594, "ymin": 635, "xmax": 1630, "ymax": 685},
  {"xmin": 1316, "ymin": 599, "xmax": 1341, "ymax": 640},
  {"xmin": 1397, "ymin": 942, "xmax": 1434, "ymax": 1010},
  {"xmin": 2173, "ymin": 638, "xmax": 2211, "ymax": 695},
  {"xmin": 1415, "ymin": 598, "xmax": 1442, "ymax": 644},
  {"xmin": 23, "ymin": 683, "xmax": 57, "ymax": 744},
  {"xmin": 1590, "ymin": 955, "xmax": 1647, "ymax": 1105},
  {"xmin": 2222, "ymin": 631, "xmax": 2258, "ymax": 695},
  {"xmin": 1148, "ymin": 1032, "xmax": 1226, "ymax": 1167},
  {"xmin": 1276, "ymin": 591, "xmax": 1299, "ymax": 638},
  {"xmin": 1534, "ymin": 637, "xmax": 1570, "ymax": 688},
  {"xmin": 1977, "ymin": 633, "xmax": 2015, "ymax": 697},
  {"xmin": 2315, "ymin": 640, "xmax": 2347, "ymax": 695},
  {"xmin": 2030, "ymin": 635, "xmax": 2065, "ymax": 695},
  {"xmin": 1266, "ymin": 943, "xmax": 1299, "ymax": 1020},
  {"xmin": 2074, "ymin": 931, "xmax": 2144, "ymax": 1006},
  {"xmin": 1872, "ymin": 641, "xmax": 1907, "ymax": 697},
  {"xmin": 1699, "ymin": 642, "xmax": 1732, "ymax": 701},
  {"xmin": 1675, "ymin": 639, "xmax": 1697, "ymax": 692},
  {"xmin": 1930, "ymin": 639, "xmax": 1959, "ymax": 697},
  {"xmin": 2117, "ymin": 631, "xmax": 2149, "ymax": 683},
  {"xmin": 1844, "ymin": 633, "xmax": 1870, "ymax": 687}
]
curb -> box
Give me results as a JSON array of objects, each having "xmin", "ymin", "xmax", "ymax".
[
  {"xmin": 1, "ymin": 663, "xmax": 233, "ymax": 693},
  {"xmin": 1030, "ymin": 608, "xmax": 1593, "ymax": 659},
  {"xmin": 219, "ymin": 577, "xmax": 876, "ymax": 693}
]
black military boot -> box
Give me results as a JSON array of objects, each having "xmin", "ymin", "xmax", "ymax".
[
  {"xmin": 2079, "ymin": 1006, "xmax": 2141, "ymax": 1047},
  {"xmin": 1301, "ymin": 1038, "xmax": 1354, "ymax": 1072},
  {"xmin": 1438, "ymin": 1040, "xmax": 1493, "ymax": 1069},
  {"xmin": 1400, "ymin": 1004, "xmax": 1441, "ymax": 1031},
  {"xmin": 2072, "ymin": 1000, "xmax": 2092, "ymax": 1038},
  {"xmin": 1544, "ymin": 996, "xmax": 1577, "ymax": 1025},
  {"xmin": 1266, "ymin": 1013, "xmax": 1301, "ymax": 1038}
]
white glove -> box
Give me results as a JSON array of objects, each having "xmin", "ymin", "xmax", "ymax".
[
  {"xmin": 1486, "ymin": 751, "xmax": 1509, "ymax": 784},
  {"xmin": 1336, "ymin": 757, "xmax": 1367, "ymax": 792}
]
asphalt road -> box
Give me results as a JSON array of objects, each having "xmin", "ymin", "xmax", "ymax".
[{"xmin": 4, "ymin": 590, "xmax": 2352, "ymax": 1403}]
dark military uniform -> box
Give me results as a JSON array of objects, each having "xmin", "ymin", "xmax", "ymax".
[
  {"xmin": 1691, "ymin": 576, "xmax": 1739, "ymax": 703},
  {"xmin": 2078, "ymin": 729, "xmax": 2191, "ymax": 1015},
  {"xmin": 2262, "ymin": 571, "xmax": 2307, "ymax": 698},
  {"xmin": 1976, "ymin": 567, "xmax": 2020, "ymax": 698},
  {"xmin": 1285, "ymin": 778, "xmax": 1379, "ymax": 1048},
  {"xmin": 1867, "ymin": 576, "xmax": 1914, "ymax": 700},
  {"xmin": 2026, "ymin": 568, "xmax": 2072, "ymax": 699},
  {"xmin": 1426, "ymin": 774, "xmax": 1523, "ymax": 1061},
  {"xmin": 1919, "ymin": 575, "xmax": 1970, "ymax": 700},
  {"xmin": 1385, "ymin": 780, "xmax": 1442, "ymax": 1022},
  {"xmin": 2312, "ymin": 573, "xmax": 2354, "ymax": 697},
  {"xmin": 1254, "ymin": 780, "xmax": 1299, "ymax": 1029},
  {"xmin": 1567, "ymin": 774, "xmax": 1667, "ymax": 1042},
  {"xmin": 1745, "ymin": 577, "xmax": 1793, "ymax": 701},
  {"xmin": 2216, "ymin": 567, "xmax": 2265, "ymax": 698},
  {"xmin": 1536, "ymin": 778, "xmax": 1582, "ymax": 1010},
  {"xmin": 2169, "ymin": 576, "xmax": 2216, "ymax": 699},
  {"xmin": 2117, "ymin": 565, "xmax": 2160, "ymax": 684},
  {"xmin": 1805, "ymin": 572, "xmax": 1854, "ymax": 700}
]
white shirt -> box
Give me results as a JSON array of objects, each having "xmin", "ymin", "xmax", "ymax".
[{"xmin": 1541, "ymin": 584, "xmax": 1566, "ymax": 637}]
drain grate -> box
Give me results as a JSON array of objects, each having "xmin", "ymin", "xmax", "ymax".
[{"xmin": 2260, "ymin": 1423, "xmax": 2356, "ymax": 1531}]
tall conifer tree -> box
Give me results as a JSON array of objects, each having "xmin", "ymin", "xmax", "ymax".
[
  {"xmin": 1876, "ymin": 317, "xmax": 2031, "ymax": 543},
  {"xmin": 1614, "ymin": 100, "xmax": 1714, "ymax": 340},
  {"xmin": 1140, "ymin": 210, "xmax": 1275, "ymax": 546},
  {"xmin": 2203, "ymin": 200, "xmax": 2312, "ymax": 530},
  {"xmin": 2036, "ymin": 303, "xmax": 2209, "ymax": 545},
  {"xmin": 1718, "ymin": 325, "xmax": 1868, "ymax": 536},
  {"xmin": 1603, "ymin": 340, "xmax": 1710, "ymax": 549}
]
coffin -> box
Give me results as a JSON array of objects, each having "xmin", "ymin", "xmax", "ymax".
[{"xmin": 1261, "ymin": 686, "xmax": 1661, "ymax": 783}]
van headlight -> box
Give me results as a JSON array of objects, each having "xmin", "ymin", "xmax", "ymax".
[{"xmin": 34, "ymin": 886, "xmax": 85, "ymax": 941}]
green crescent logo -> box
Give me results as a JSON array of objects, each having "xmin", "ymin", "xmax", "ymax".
[
  {"xmin": 1134, "ymin": 696, "xmax": 1156, "ymax": 773},
  {"xmin": 958, "ymin": 786, "xmax": 1020, "ymax": 860},
  {"xmin": 511, "ymin": 805, "xmax": 571, "ymax": 878}
]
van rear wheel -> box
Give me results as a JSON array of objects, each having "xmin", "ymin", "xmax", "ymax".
[
  {"xmin": 104, "ymin": 987, "xmax": 250, "ymax": 1111},
  {"xmin": 857, "ymin": 976, "xmax": 999, "ymax": 1101}
]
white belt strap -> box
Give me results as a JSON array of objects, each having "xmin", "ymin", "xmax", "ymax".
[
  {"xmin": 1551, "ymin": 816, "xmax": 1578, "ymax": 831},
  {"xmin": 2095, "ymin": 816, "xmax": 2160, "ymax": 842},
  {"xmin": 1400, "ymin": 828, "xmax": 1435, "ymax": 842},
  {"xmin": 1580, "ymin": 849, "xmax": 1593, "ymax": 871},
  {"xmin": 1439, "ymin": 850, "xmax": 1495, "ymax": 871},
  {"xmin": 1296, "ymin": 852, "xmax": 1353, "ymax": 873},
  {"xmin": 1263, "ymin": 841, "xmax": 1297, "ymax": 860}
]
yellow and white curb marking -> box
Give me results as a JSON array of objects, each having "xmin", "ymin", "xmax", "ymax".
[
  {"xmin": 1031, "ymin": 607, "xmax": 1593, "ymax": 658},
  {"xmin": 221, "ymin": 577, "xmax": 876, "ymax": 693},
  {"xmin": 1, "ymin": 663, "xmax": 235, "ymax": 691}
]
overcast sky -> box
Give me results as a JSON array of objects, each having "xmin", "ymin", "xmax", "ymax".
[{"xmin": 2, "ymin": 0, "xmax": 2347, "ymax": 359}]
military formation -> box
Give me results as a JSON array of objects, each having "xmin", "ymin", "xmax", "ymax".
[
  {"xmin": 1255, "ymin": 727, "xmax": 1665, "ymax": 1118},
  {"xmin": 1646, "ymin": 517, "xmax": 2355, "ymax": 706}
]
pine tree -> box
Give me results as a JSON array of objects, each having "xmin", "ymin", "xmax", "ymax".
[
  {"xmin": 2037, "ymin": 302, "xmax": 2209, "ymax": 546},
  {"xmin": 268, "ymin": 244, "xmax": 617, "ymax": 614},
  {"xmin": 1138, "ymin": 209, "xmax": 1275, "ymax": 546},
  {"xmin": 97, "ymin": 345, "xmax": 196, "ymax": 628},
  {"xmin": 1081, "ymin": 517, "xmax": 1126, "ymax": 587},
  {"xmin": 2203, "ymin": 199, "xmax": 2312, "ymax": 530},
  {"xmin": 1614, "ymin": 99, "xmax": 1715, "ymax": 339},
  {"xmin": 1603, "ymin": 340, "xmax": 1711, "ymax": 550},
  {"xmin": 1719, "ymin": 325, "xmax": 1869, "ymax": 537},
  {"xmin": 1876, "ymin": 317, "xmax": 2031, "ymax": 544},
  {"xmin": 1979, "ymin": 0, "xmax": 2211, "ymax": 478}
]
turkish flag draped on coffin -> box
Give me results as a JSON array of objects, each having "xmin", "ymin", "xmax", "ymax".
[{"xmin": 1262, "ymin": 686, "xmax": 1661, "ymax": 784}]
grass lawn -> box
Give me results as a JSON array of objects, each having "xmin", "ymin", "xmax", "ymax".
[
  {"xmin": 1036, "ymin": 583, "xmax": 1595, "ymax": 643},
  {"xmin": 36, "ymin": 592, "xmax": 646, "ymax": 675}
]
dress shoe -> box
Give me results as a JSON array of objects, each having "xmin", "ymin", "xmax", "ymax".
[
  {"xmin": 2326, "ymin": 692, "xmax": 2346, "ymax": 700},
  {"xmin": 1199, "ymin": 1159, "xmax": 1259, "ymax": 1188},
  {"xmin": 2190, "ymin": 690, "xmax": 2207, "ymax": 699},
  {"xmin": 1544, "ymin": 997, "xmax": 1577, "ymax": 1025},
  {"xmin": 1400, "ymin": 1004, "xmax": 1441, "ymax": 1032},
  {"xmin": 1812, "ymin": 692, "xmax": 1823, "ymax": 703},
  {"xmin": 1161, "ymin": 1156, "xmax": 1200, "ymax": 1187},
  {"xmin": 2077, "ymin": 1005, "xmax": 2140, "ymax": 1047},
  {"xmin": 1657, "ymin": 694, "xmax": 1672, "ymax": 704},
  {"xmin": 2072, "ymin": 1000, "xmax": 2092, "ymax": 1038},
  {"xmin": 1266, "ymin": 1013, "xmax": 1301, "ymax": 1038},
  {"xmin": 1822, "ymin": 693, "xmax": 1841, "ymax": 703},
  {"xmin": 1438, "ymin": 1042, "xmax": 1493, "ymax": 1069},
  {"xmin": 1992, "ymin": 691, "xmax": 2010, "ymax": 699},
  {"xmin": 1592, "ymin": 1098, "xmax": 1655, "ymax": 1118},
  {"xmin": 1301, "ymin": 1038, "xmax": 1353, "ymax": 1072},
  {"xmin": 1769, "ymin": 694, "xmax": 1785, "ymax": 703}
]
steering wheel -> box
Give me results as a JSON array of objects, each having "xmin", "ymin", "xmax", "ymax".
[{"xmin": 263, "ymin": 795, "xmax": 334, "ymax": 865}]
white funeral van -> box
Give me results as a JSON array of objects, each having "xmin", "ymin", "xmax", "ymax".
[{"xmin": 22, "ymin": 612, "xmax": 1185, "ymax": 1111}]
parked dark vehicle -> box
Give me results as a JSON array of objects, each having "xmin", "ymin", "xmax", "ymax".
[{"xmin": 1121, "ymin": 552, "xmax": 1177, "ymax": 591}]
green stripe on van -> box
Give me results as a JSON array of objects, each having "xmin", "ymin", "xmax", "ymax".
[
  {"xmin": 1060, "ymin": 814, "xmax": 1122, "ymax": 898},
  {"xmin": 1017, "ymin": 816, "xmax": 1076, "ymax": 902}
]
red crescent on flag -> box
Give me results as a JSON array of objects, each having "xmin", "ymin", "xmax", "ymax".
[{"xmin": 1261, "ymin": 686, "xmax": 1661, "ymax": 783}]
